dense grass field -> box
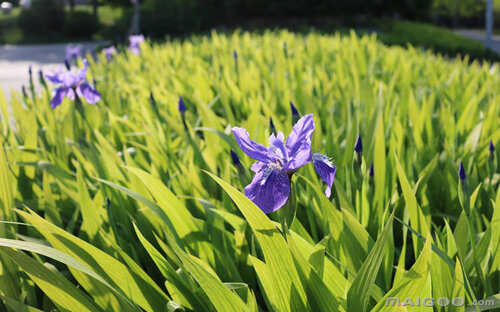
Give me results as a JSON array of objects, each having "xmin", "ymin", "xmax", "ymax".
[{"xmin": 0, "ymin": 31, "xmax": 499, "ymax": 311}]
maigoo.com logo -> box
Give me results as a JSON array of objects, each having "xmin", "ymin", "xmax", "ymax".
[{"xmin": 385, "ymin": 297, "xmax": 496, "ymax": 308}]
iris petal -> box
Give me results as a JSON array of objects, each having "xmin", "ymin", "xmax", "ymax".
[
  {"xmin": 232, "ymin": 127, "xmax": 275, "ymax": 163},
  {"xmin": 76, "ymin": 59, "xmax": 89, "ymax": 82},
  {"xmin": 313, "ymin": 153, "xmax": 337, "ymax": 198},
  {"xmin": 251, "ymin": 161, "xmax": 266, "ymax": 173},
  {"xmin": 268, "ymin": 131, "xmax": 288, "ymax": 162},
  {"xmin": 285, "ymin": 114, "xmax": 314, "ymax": 169},
  {"xmin": 50, "ymin": 87, "xmax": 68, "ymax": 109},
  {"xmin": 77, "ymin": 82, "xmax": 101, "ymax": 104},
  {"xmin": 244, "ymin": 167, "xmax": 290, "ymax": 213}
]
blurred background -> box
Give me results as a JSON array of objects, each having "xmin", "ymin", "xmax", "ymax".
[
  {"xmin": 1, "ymin": 0, "xmax": 499, "ymax": 59},
  {"xmin": 1, "ymin": 0, "xmax": 500, "ymax": 96},
  {"xmin": 0, "ymin": 0, "xmax": 498, "ymax": 49}
]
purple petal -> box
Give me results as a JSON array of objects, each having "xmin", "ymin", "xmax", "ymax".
[
  {"xmin": 76, "ymin": 82, "xmax": 101, "ymax": 104},
  {"xmin": 103, "ymin": 46, "xmax": 116, "ymax": 61},
  {"xmin": 50, "ymin": 87, "xmax": 68, "ymax": 109},
  {"xmin": 313, "ymin": 153, "xmax": 337, "ymax": 198},
  {"xmin": 251, "ymin": 161, "xmax": 266, "ymax": 173},
  {"xmin": 66, "ymin": 88, "xmax": 75, "ymax": 101},
  {"xmin": 232, "ymin": 127, "xmax": 274, "ymax": 163},
  {"xmin": 45, "ymin": 73, "xmax": 62, "ymax": 84},
  {"xmin": 287, "ymin": 144, "xmax": 312, "ymax": 170},
  {"xmin": 129, "ymin": 46, "xmax": 141, "ymax": 55},
  {"xmin": 129, "ymin": 34, "xmax": 145, "ymax": 45},
  {"xmin": 45, "ymin": 66, "xmax": 65, "ymax": 84},
  {"xmin": 268, "ymin": 131, "xmax": 288, "ymax": 161},
  {"xmin": 76, "ymin": 59, "xmax": 89, "ymax": 82},
  {"xmin": 285, "ymin": 114, "xmax": 314, "ymax": 169},
  {"xmin": 244, "ymin": 167, "xmax": 290, "ymax": 213},
  {"xmin": 65, "ymin": 45, "xmax": 83, "ymax": 61}
]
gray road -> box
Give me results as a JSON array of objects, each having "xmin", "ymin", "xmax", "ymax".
[
  {"xmin": 455, "ymin": 29, "xmax": 500, "ymax": 55},
  {"xmin": 0, "ymin": 42, "xmax": 106, "ymax": 99}
]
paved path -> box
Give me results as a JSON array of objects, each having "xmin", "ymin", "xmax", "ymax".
[
  {"xmin": 0, "ymin": 42, "xmax": 106, "ymax": 99},
  {"xmin": 455, "ymin": 29, "xmax": 500, "ymax": 54}
]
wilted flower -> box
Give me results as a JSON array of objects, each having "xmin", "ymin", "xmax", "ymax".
[
  {"xmin": 45, "ymin": 59, "xmax": 100, "ymax": 109},
  {"xmin": 65, "ymin": 45, "xmax": 83, "ymax": 63},
  {"xmin": 129, "ymin": 35, "xmax": 145, "ymax": 55},
  {"xmin": 103, "ymin": 46, "xmax": 116, "ymax": 61},
  {"xmin": 458, "ymin": 162, "xmax": 466, "ymax": 181},
  {"xmin": 232, "ymin": 114, "xmax": 336, "ymax": 213}
]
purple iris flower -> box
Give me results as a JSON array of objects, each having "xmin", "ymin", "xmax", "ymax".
[
  {"xmin": 65, "ymin": 45, "xmax": 83, "ymax": 63},
  {"xmin": 103, "ymin": 46, "xmax": 116, "ymax": 61},
  {"xmin": 129, "ymin": 35, "xmax": 145, "ymax": 55},
  {"xmin": 232, "ymin": 114, "xmax": 336, "ymax": 213},
  {"xmin": 490, "ymin": 140, "xmax": 495, "ymax": 154},
  {"xmin": 45, "ymin": 59, "xmax": 101, "ymax": 109},
  {"xmin": 369, "ymin": 163, "xmax": 374, "ymax": 178}
]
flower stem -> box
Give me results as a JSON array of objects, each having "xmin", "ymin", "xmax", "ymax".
[{"xmin": 280, "ymin": 178, "xmax": 296, "ymax": 237}]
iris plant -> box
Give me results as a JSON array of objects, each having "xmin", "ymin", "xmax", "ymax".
[
  {"xmin": 232, "ymin": 114, "xmax": 336, "ymax": 213},
  {"xmin": 129, "ymin": 35, "xmax": 145, "ymax": 55},
  {"xmin": 103, "ymin": 46, "xmax": 117, "ymax": 61},
  {"xmin": 45, "ymin": 60, "xmax": 101, "ymax": 109},
  {"xmin": 66, "ymin": 45, "xmax": 83, "ymax": 63}
]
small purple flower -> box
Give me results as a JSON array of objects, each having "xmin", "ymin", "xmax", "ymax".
[
  {"xmin": 103, "ymin": 46, "xmax": 116, "ymax": 61},
  {"xmin": 490, "ymin": 140, "xmax": 495, "ymax": 154},
  {"xmin": 45, "ymin": 59, "xmax": 101, "ymax": 109},
  {"xmin": 28, "ymin": 66, "xmax": 32, "ymax": 76},
  {"xmin": 369, "ymin": 163, "xmax": 374, "ymax": 178},
  {"xmin": 129, "ymin": 35, "xmax": 145, "ymax": 55},
  {"xmin": 65, "ymin": 45, "xmax": 83, "ymax": 63},
  {"xmin": 230, "ymin": 150, "xmax": 241, "ymax": 166},
  {"xmin": 458, "ymin": 162, "xmax": 466, "ymax": 181},
  {"xmin": 178, "ymin": 96, "xmax": 186, "ymax": 114},
  {"xmin": 354, "ymin": 135, "xmax": 363, "ymax": 154},
  {"xmin": 233, "ymin": 50, "xmax": 238, "ymax": 60},
  {"xmin": 232, "ymin": 114, "xmax": 336, "ymax": 213}
]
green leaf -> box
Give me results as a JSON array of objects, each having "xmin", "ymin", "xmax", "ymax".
[
  {"xmin": 0, "ymin": 247, "xmax": 102, "ymax": 312},
  {"xmin": 205, "ymin": 171, "xmax": 308, "ymax": 312},
  {"xmin": 16, "ymin": 208, "xmax": 169, "ymax": 312},
  {"xmin": 347, "ymin": 212, "xmax": 394, "ymax": 312}
]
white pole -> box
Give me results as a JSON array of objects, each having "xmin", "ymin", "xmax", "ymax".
[{"xmin": 486, "ymin": 0, "xmax": 493, "ymax": 49}]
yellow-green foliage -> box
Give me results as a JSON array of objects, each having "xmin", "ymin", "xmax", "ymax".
[{"xmin": 0, "ymin": 30, "xmax": 499, "ymax": 311}]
